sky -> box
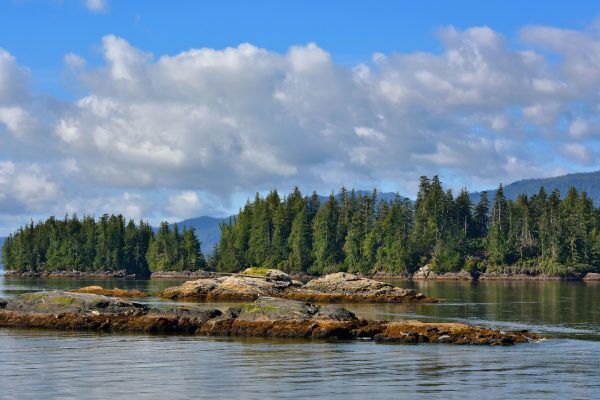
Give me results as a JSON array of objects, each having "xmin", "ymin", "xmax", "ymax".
[{"xmin": 1, "ymin": 0, "xmax": 600, "ymax": 234}]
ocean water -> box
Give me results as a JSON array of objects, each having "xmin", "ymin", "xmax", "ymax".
[{"xmin": 0, "ymin": 277, "xmax": 598, "ymax": 399}]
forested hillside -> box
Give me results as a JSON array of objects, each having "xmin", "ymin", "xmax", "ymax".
[
  {"xmin": 1, "ymin": 215, "xmax": 205, "ymax": 276},
  {"xmin": 3, "ymin": 175, "xmax": 600, "ymax": 276},
  {"xmin": 217, "ymin": 179, "xmax": 600, "ymax": 276}
]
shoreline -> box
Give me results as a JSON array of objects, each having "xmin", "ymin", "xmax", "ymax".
[{"xmin": 3, "ymin": 269, "xmax": 599, "ymax": 282}]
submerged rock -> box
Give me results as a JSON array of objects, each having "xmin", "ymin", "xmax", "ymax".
[
  {"xmin": 71, "ymin": 286, "xmax": 150, "ymax": 298},
  {"xmin": 160, "ymin": 270, "xmax": 435, "ymax": 303},
  {"xmin": 0, "ymin": 291, "xmax": 538, "ymax": 345}
]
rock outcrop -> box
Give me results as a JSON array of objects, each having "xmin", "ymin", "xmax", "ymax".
[
  {"xmin": 412, "ymin": 266, "xmax": 475, "ymax": 281},
  {"xmin": 70, "ymin": 286, "xmax": 150, "ymax": 298},
  {"xmin": 159, "ymin": 268, "xmax": 301, "ymax": 301},
  {"xmin": 0, "ymin": 292, "xmax": 538, "ymax": 345},
  {"xmin": 160, "ymin": 270, "xmax": 435, "ymax": 303},
  {"xmin": 583, "ymin": 272, "xmax": 600, "ymax": 281},
  {"xmin": 286, "ymin": 272, "xmax": 435, "ymax": 303}
]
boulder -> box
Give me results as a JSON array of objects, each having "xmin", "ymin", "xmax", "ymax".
[
  {"xmin": 284, "ymin": 272, "xmax": 436, "ymax": 303},
  {"xmin": 412, "ymin": 266, "xmax": 435, "ymax": 280},
  {"xmin": 159, "ymin": 269, "xmax": 298, "ymax": 301},
  {"xmin": 583, "ymin": 272, "xmax": 600, "ymax": 281},
  {"xmin": 158, "ymin": 278, "xmax": 222, "ymax": 300},
  {"xmin": 412, "ymin": 266, "xmax": 474, "ymax": 281},
  {"xmin": 241, "ymin": 267, "xmax": 293, "ymax": 283}
]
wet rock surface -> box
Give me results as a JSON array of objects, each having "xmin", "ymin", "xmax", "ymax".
[
  {"xmin": 0, "ymin": 291, "xmax": 538, "ymax": 345},
  {"xmin": 160, "ymin": 270, "xmax": 435, "ymax": 303},
  {"xmin": 71, "ymin": 286, "xmax": 150, "ymax": 298}
]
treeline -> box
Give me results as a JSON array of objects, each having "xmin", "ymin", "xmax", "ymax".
[
  {"xmin": 2, "ymin": 215, "xmax": 205, "ymax": 275},
  {"xmin": 216, "ymin": 177, "xmax": 600, "ymax": 276}
]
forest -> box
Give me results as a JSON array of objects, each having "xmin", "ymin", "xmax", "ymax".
[
  {"xmin": 3, "ymin": 176, "xmax": 600, "ymax": 276},
  {"xmin": 217, "ymin": 176, "xmax": 600, "ymax": 276},
  {"xmin": 1, "ymin": 215, "xmax": 206, "ymax": 276}
]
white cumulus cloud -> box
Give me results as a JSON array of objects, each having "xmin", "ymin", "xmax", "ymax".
[{"xmin": 1, "ymin": 20, "xmax": 600, "ymax": 234}]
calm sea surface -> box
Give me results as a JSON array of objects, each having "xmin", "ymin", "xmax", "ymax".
[{"xmin": 0, "ymin": 275, "xmax": 598, "ymax": 399}]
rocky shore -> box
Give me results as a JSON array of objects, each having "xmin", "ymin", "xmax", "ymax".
[
  {"xmin": 5, "ymin": 267, "xmax": 597, "ymax": 282},
  {"xmin": 150, "ymin": 271, "xmax": 219, "ymax": 279},
  {"xmin": 159, "ymin": 269, "xmax": 436, "ymax": 303},
  {"xmin": 401, "ymin": 266, "xmax": 595, "ymax": 282},
  {"xmin": 0, "ymin": 291, "xmax": 539, "ymax": 345},
  {"xmin": 3, "ymin": 270, "xmax": 140, "ymax": 279}
]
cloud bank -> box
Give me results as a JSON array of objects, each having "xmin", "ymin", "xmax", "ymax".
[{"xmin": 1, "ymin": 21, "xmax": 600, "ymax": 233}]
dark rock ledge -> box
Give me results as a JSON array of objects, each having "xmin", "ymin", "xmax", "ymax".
[{"xmin": 0, "ymin": 291, "xmax": 539, "ymax": 345}]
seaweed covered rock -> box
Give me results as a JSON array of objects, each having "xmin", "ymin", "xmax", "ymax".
[
  {"xmin": 285, "ymin": 272, "xmax": 436, "ymax": 303},
  {"xmin": 0, "ymin": 291, "xmax": 539, "ymax": 345},
  {"xmin": 201, "ymin": 296, "xmax": 363, "ymax": 339},
  {"xmin": 71, "ymin": 286, "xmax": 150, "ymax": 298},
  {"xmin": 375, "ymin": 321, "xmax": 535, "ymax": 345},
  {"xmin": 4, "ymin": 291, "xmax": 147, "ymax": 314}
]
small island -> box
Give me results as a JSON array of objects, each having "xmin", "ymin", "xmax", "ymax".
[{"xmin": 0, "ymin": 291, "xmax": 538, "ymax": 345}]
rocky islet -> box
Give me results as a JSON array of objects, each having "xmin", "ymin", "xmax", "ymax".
[{"xmin": 0, "ymin": 291, "xmax": 538, "ymax": 345}]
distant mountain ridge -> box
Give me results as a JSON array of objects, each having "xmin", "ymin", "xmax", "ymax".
[
  {"xmin": 169, "ymin": 216, "xmax": 228, "ymax": 254},
  {"xmin": 471, "ymin": 170, "xmax": 600, "ymax": 204}
]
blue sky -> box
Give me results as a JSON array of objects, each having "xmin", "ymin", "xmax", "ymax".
[
  {"xmin": 2, "ymin": 0, "xmax": 598, "ymax": 96},
  {"xmin": 1, "ymin": 0, "xmax": 600, "ymax": 233}
]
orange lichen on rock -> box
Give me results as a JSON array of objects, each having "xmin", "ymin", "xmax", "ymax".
[
  {"xmin": 376, "ymin": 321, "xmax": 536, "ymax": 345},
  {"xmin": 0, "ymin": 291, "xmax": 539, "ymax": 345},
  {"xmin": 71, "ymin": 286, "xmax": 150, "ymax": 298}
]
